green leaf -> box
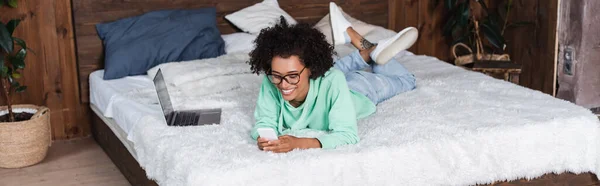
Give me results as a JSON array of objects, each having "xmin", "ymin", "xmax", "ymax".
[
  {"xmin": 452, "ymin": 28, "xmax": 472, "ymax": 45},
  {"xmin": 0, "ymin": 66, "xmax": 7, "ymax": 77},
  {"xmin": 15, "ymin": 86, "xmax": 26, "ymax": 93},
  {"xmin": 11, "ymin": 71, "xmax": 20, "ymax": 79},
  {"xmin": 443, "ymin": 3, "xmax": 467, "ymax": 37},
  {"xmin": 461, "ymin": 1, "xmax": 470, "ymax": 18},
  {"xmin": 487, "ymin": 13, "xmax": 503, "ymax": 32},
  {"xmin": 12, "ymin": 37, "xmax": 26, "ymax": 50},
  {"xmin": 0, "ymin": 55, "xmax": 4, "ymax": 76},
  {"xmin": 445, "ymin": 0, "xmax": 456, "ymax": 10},
  {"xmin": 481, "ymin": 22, "xmax": 505, "ymax": 49},
  {"xmin": 0, "ymin": 56, "xmax": 7, "ymax": 78},
  {"xmin": 457, "ymin": 1, "xmax": 470, "ymax": 27},
  {"xmin": 0, "ymin": 22, "xmax": 14, "ymax": 53},
  {"xmin": 6, "ymin": 19, "xmax": 20, "ymax": 36},
  {"xmin": 8, "ymin": 0, "xmax": 17, "ymax": 8},
  {"xmin": 15, "ymin": 48, "xmax": 26, "ymax": 59},
  {"xmin": 8, "ymin": 75, "xmax": 17, "ymax": 85},
  {"xmin": 10, "ymin": 50, "xmax": 25, "ymax": 69},
  {"xmin": 443, "ymin": 14, "xmax": 458, "ymax": 36},
  {"xmin": 476, "ymin": 0, "xmax": 489, "ymax": 14}
]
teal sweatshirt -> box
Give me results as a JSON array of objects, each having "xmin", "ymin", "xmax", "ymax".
[{"xmin": 251, "ymin": 69, "xmax": 376, "ymax": 149}]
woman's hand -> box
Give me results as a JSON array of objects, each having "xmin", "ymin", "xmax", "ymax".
[
  {"xmin": 256, "ymin": 137, "xmax": 271, "ymax": 150},
  {"xmin": 262, "ymin": 135, "xmax": 321, "ymax": 153}
]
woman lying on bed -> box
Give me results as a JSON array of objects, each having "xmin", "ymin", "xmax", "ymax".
[{"xmin": 249, "ymin": 2, "xmax": 419, "ymax": 153}]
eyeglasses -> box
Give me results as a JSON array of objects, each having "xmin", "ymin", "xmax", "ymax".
[{"xmin": 267, "ymin": 67, "xmax": 306, "ymax": 85}]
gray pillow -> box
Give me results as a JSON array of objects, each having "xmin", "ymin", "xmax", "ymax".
[{"xmin": 96, "ymin": 7, "xmax": 225, "ymax": 80}]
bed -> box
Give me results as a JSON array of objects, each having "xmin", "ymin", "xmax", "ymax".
[{"xmin": 73, "ymin": 0, "xmax": 600, "ymax": 185}]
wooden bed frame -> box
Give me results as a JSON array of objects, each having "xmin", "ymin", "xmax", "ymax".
[
  {"xmin": 73, "ymin": 0, "xmax": 599, "ymax": 185},
  {"xmin": 90, "ymin": 109, "xmax": 158, "ymax": 186}
]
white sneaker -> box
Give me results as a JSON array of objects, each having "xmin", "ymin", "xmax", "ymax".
[
  {"xmin": 329, "ymin": 2, "xmax": 351, "ymax": 45},
  {"xmin": 370, "ymin": 27, "xmax": 419, "ymax": 65}
]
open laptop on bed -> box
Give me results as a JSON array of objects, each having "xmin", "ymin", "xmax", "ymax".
[{"xmin": 153, "ymin": 69, "xmax": 221, "ymax": 126}]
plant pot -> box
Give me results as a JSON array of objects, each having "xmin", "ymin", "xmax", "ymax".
[{"xmin": 0, "ymin": 104, "xmax": 51, "ymax": 168}]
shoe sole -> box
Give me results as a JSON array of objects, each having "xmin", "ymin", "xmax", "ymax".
[
  {"xmin": 373, "ymin": 27, "xmax": 419, "ymax": 65},
  {"xmin": 329, "ymin": 3, "xmax": 346, "ymax": 46}
]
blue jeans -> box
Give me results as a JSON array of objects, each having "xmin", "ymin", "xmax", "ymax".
[{"xmin": 334, "ymin": 50, "xmax": 416, "ymax": 104}]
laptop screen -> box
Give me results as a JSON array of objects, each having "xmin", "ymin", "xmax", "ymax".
[{"xmin": 153, "ymin": 69, "xmax": 174, "ymax": 118}]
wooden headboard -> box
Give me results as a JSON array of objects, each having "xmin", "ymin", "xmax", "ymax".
[{"xmin": 72, "ymin": 0, "xmax": 392, "ymax": 103}]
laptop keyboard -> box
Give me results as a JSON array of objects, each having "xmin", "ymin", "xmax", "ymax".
[{"xmin": 173, "ymin": 112, "xmax": 200, "ymax": 126}]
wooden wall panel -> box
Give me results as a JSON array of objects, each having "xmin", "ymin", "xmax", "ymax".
[
  {"xmin": 72, "ymin": 0, "xmax": 390, "ymax": 104},
  {"xmin": 501, "ymin": 0, "xmax": 558, "ymax": 95},
  {"xmin": 390, "ymin": 0, "xmax": 449, "ymax": 61},
  {"xmin": 389, "ymin": 0, "xmax": 557, "ymax": 95},
  {"xmin": 0, "ymin": 0, "xmax": 89, "ymax": 140},
  {"xmin": 0, "ymin": 0, "xmax": 558, "ymax": 140}
]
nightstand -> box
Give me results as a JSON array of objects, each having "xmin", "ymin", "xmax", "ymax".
[{"xmin": 469, "ymin": 60, "xmax": 522, "ymax": 84}]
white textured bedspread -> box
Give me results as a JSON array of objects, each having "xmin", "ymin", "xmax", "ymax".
[{"xmin": 122, "ymin": 48, "xmax": 600, "ymax": 186}]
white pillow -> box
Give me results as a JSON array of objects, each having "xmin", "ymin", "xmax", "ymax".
[
  {"xmin": 313, "ymin": 7, "xmax": 380, "ymax": 45},
  {"xmin": 225, "ymin": 0, "xmax": 297, "ymax": 34},
  {"xmin": 221, "ymin": 33, "xmax": 257, "ymax": 54}
]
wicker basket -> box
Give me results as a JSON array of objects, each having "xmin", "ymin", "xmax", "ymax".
[
  {"xmin": 0, "ymin": 104, "xmax": 51, "ymax": 168},
  {"xmin": 452, "ymin": 21, "xmax": 510, "ymax": 66},
  {"xmin": 452, "ymin": 43, "xmax": 510, "ymax": 66}
]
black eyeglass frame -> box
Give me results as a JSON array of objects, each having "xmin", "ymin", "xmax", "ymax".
[{"xmin": 267, "ymin": 67, "xmax": 306, "ymax": 85}]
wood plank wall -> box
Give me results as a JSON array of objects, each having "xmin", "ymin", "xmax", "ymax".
[
  {"xmin": 0, "ymin": 0, "xmax": 557, "ymax": 140},
  {"xmin": 72, "ymin": 0, "xmax": 389, "ymax": 104},
  {"xmin": 389, "ymin": 0, "xmax": 558, "ymax": 95},
  {"xmin": 389, "ymin": 0, "xmax": 449, "ymax": 61},
  {"xmin": 0, "ymin": 0, "xmax": 90, "ymax": 140},
  {"xmin": 502, "ymin": 0, "xmax": 558, "ymax": 95}
]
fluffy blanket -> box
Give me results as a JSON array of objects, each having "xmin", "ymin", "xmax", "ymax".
[{"xmin": 121, "ymin": 46, "xmax": 600, "ymax": 185}]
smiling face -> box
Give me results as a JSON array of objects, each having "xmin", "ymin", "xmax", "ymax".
[{"xmin": 269, "ymin": 55, "xmax": 311, "ymax": 104}]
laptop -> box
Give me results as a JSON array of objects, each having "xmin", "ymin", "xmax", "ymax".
[{"xmin": 153, "ymin": 69, "xmax": 222, "ymax": 126}]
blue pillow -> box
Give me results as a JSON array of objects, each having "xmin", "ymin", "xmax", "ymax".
[{"xmin": 96, "ymin": 8, "xmax": 225, "ymax": 80}]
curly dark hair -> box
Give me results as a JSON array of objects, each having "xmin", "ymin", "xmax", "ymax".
[{"xmin": 248, "ymin": 17, "xmax": 335, "ymax": 79}]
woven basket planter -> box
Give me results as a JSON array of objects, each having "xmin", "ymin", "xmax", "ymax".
[
  {"xmin": 451, "ymin": 21, "xmax": 511, "ymax": 67},
  {"xmin": 0, "ymin": 104, "xmax": 51, "ymax": 168},
  {"xmin": 452, "ymin": 43, "xmax": 510, "ymax": 67}
]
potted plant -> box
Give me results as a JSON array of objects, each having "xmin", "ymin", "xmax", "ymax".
[
  {"xmin": 0, "ymin": 18, "xmax": 51, "ymax": 168},
  {"xmin": 0, "ymin": 0, "xmax": 18, "ymax": 8},
  {"xmin": 436, "ymin": 0, "xmax": 531, "ymax": 66}
]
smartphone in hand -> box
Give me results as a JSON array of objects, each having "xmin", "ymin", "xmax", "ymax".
[{"xmin": 257, "ymin": 128, "xmax": 278, "ymax": 141}]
